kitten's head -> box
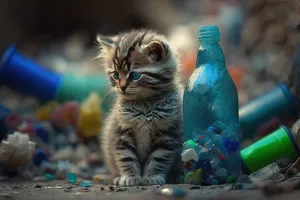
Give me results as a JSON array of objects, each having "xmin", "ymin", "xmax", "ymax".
[{"xmin": 96, "ymin": 29, "xmax": 179, "ymax": 100}]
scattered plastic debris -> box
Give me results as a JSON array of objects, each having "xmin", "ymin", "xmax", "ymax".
[
  {"xmin": 0, "ymin": 3, "xmax": 300, "ymax": 198},
  {"xmin": 249, "ymin": 163, "xmax": 282, "ymax": 183}
]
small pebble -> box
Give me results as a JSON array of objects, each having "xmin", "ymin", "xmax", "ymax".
[
  {"xmin": 108, "ymin": 186, "xmax": 114, "ymax": 191},
  {"xmin": 64, "ymin": 187, "xmax": 73, "ymax": 192},
  {"xmin": 290, "ymin": 168, "xmax": 298, "ymax": 175},
  {"xmin": 33, "ymin": 176, "xmax": 47, "ymax": 182},
  {"xmin": 81, "ymin": 187, "xmax": 89, "ymax": 192},
  {"xmin": 34, "ymin": 185, "xmax": 42, "ymax": 188},
  {"xmin": 272, "ymin": 173, "xmax": 285, "ymax": 183},
  {"xmin": 115, "ymin": 187, "xmax": 127, "ymax": 192},
  {"xmin": 93, "ymin": 173, "xmax": 109, "ymax": 183},
  {"xmin": 73, "ymin": 192, "xmax": 82, "ymax": 196},
  {"xmin": 12, "ymin": 185, "xmax": 23, "ymax": 189},
  {"xmin": 79, "ymin": 181, "xmax": 93, "ymax": 188},
  {"xmin": 189, "ymin": 186, "xmax": 200, "ymax": 190}
]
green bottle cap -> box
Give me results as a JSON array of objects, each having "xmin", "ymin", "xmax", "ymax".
[{"xmin": 241, "ymin": 126, "xmax": 299, "ymax": 173}]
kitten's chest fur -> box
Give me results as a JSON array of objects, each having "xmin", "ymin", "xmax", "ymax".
[{"xmin": 119, "ymin": 95, "xmax": 179, "ymax": 160}]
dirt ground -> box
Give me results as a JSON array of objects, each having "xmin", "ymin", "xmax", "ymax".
[{"xmin": 0, "ymin": 180, "xmax": 300, "ymax": 200}]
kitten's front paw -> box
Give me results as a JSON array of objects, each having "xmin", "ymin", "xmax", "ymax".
[
  {"xmin": 114, "ymin": 175, "xmax": 142, "ymax": 187},
  {"xmin": 142, "ymin": 175, "xmax": 165, "ymax": 186}
]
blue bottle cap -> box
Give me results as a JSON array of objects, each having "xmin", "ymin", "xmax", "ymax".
[
  {"xmin": 34, "ymin": 124, "xmax": 50, "ymax": 143},
  {"xmin": 33, "ymin": 148, "xmax": 49, "ymax": 166},
  {"xmin": 0, "ymin": 45, "xmax": 62, "ymax": 101}
]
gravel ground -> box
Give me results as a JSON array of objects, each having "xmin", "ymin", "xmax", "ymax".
[{"xmin": 1, "ymin": 179, "xmax": 300, "ymax": 200}]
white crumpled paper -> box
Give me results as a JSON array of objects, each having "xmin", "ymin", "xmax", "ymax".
[{"xmin": 0, "ymin": 132, "xmax": 36, "ymax": 167}]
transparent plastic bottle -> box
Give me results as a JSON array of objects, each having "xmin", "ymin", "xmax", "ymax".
[{"xmin": 183, "ymin": 26, "xmax": 241, "ymax": 183}]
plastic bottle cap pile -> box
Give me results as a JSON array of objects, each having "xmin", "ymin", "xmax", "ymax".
[{"xmin": 0, "ymin": 92, "xmax": 106, "ymax": 183}]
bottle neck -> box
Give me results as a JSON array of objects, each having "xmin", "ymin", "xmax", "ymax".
[{"xmin": 195, "ymin": 42, "xmax": 225, "ymax": 69}]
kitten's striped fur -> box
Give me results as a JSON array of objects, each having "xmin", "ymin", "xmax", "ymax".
[{"xmin": 97, "ymin": 29, "xmax": 183, "ymax": 186}]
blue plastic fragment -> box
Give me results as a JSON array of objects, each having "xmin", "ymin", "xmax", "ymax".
[
  {"xmin": 222, "ymin": 137, "xmax": 240, "ymax": 153},
  {"xmin": 44, "ymin": 173, "xmax": 56, "ymax": 181},
  {"xmin": 34, "ymin": 124, "xmax": 50, "ymax": 143},
  {"xmin": 0, "ymin": 104, "xmax": 11, "ymax": 119},
  {"xmin": 205, "ymin": 175, "xmax": 219, "ymax": 185},
  {"xmin": 171, "ymin": 188, "xmax": 186, "ymax": 197},
  {"xmin": 191, "ymin": 159, "xmax": 212, "ymax": 172},
  {"xmin": 79, "ymin": 181, "xmax": 93, "ymax": 188},
  {"xmin": 33, "ymin": 148, "xmax": 49, "ymax": 166},
  {"xmin": 67, "ymin": 172, "xmax": 77, "ymax": 184}
]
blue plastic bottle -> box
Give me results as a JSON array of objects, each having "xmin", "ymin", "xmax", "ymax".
[{"xmin": 183, "ymin": 26, "xmax": 241, "ymax": 183}]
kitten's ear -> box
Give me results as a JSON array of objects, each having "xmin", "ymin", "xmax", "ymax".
[
  {"xmin": 96, "ymin": 35, "xmax": 116, "ymax": 50},
  {"xmin": 142, "ymin": 40, "xmax": 168, "ymax": 62}
]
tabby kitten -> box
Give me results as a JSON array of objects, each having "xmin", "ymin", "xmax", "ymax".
[{"xmin": 97, "ymin": 29, "xmax": 183, "ymax": 187}]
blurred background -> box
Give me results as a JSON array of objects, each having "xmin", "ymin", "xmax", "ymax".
[
  {"xmin": 1, "ymin": 0, "xmax": 300, "ymax": 107},
  {"xmin": 1, "ymin": 0, "xmax": 300, "ymax": 136}
]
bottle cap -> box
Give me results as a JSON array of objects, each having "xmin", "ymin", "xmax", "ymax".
[
  {"xmin": 241, "ymin": 126, "xmax": 299, "ymax": 173},
  {"xmin": 198, "ymin": 26, "xmax": 220, "ymax": 42}
]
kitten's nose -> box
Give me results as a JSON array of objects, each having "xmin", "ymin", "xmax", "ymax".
[{"xmin": 120, "ymin": 86, "xmax": 127, "ymax": 92}]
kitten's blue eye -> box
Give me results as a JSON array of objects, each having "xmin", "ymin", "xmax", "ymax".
[
  {"xmin": 131, "ymin": 72, "xmax": 142, "ymax": 80},
  {"xmin": 112, "ymin": 71, "xmax": 119, "ymax": 80}
]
